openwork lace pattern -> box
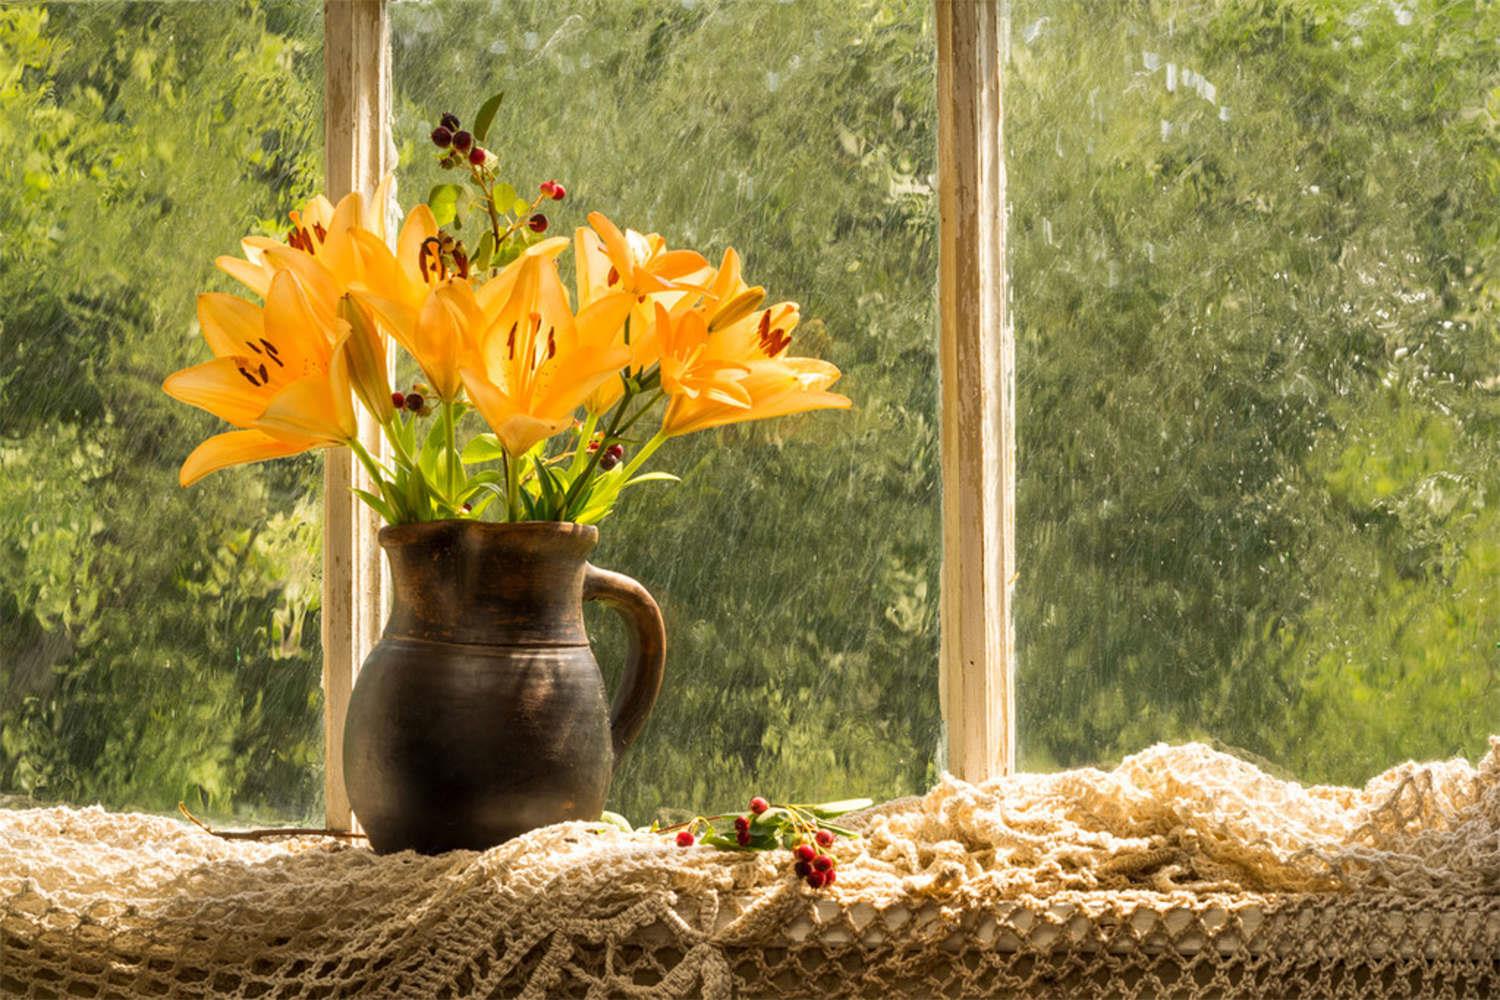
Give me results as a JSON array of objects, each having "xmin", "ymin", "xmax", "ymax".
[{"xmin": 4, "ymin": 739, "xmax": 1498, "ymax": 998}]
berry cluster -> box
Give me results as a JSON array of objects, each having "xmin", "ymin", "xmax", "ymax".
[
  {"xmin": 390, "ymin": 383, "xmax": 434, "ymax": 417},
  {"xmin": 663, "ymin": 794, "xmax": 866, "ymax": 892},
  {"xmin": 426, "ymin": 98, "xmax": 569, "ymax": 273}
]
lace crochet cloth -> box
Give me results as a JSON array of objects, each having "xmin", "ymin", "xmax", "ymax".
[{"xmin": 4, "ymin": 740, "xmax": 1499, "ymax": 999}]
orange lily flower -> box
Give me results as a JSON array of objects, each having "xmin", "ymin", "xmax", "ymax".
[
  {"xmin": 659, "ymin": 303, "xmax": 850, "ymax": 437},
  {"xmin": 355, "ymin": 237, "xmax": 568, "ymax": 403},
  {"xmin": 460, "ymin": 251, "xmax": 633, "ymax": 457},
  {"xmin": 576, "ymin": 212, "xmax": 711, "ymax": 414},
  {"xmin": 164, "ymin": 270, "xmax": 357, "ymax": 485}
]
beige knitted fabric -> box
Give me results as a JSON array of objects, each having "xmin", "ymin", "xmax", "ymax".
[{"xmin": 3, "ymin": 739, "xmax": 1498, "ymax": 998}]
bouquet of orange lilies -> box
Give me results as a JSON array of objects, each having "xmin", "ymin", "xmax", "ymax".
[{"xmin": 164, "ymin": 103, "xmax": 849, "ymax": 525}]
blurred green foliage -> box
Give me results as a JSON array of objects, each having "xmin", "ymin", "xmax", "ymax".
[
  {"xmin": 1010, "ymin": 0, "xmax": 1500, "ymax": 780},
  {"xmin": 0, "ymin": 2, "xmax": 327, "ymax": 820},
  {"xmin": 2, "ymin": 0, "xmax": 1496, "ymax": 826}
]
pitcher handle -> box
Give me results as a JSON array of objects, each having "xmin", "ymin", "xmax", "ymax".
[{"xmin": 583, "ymin": 564, "xmax": 666, "ymax": 763}]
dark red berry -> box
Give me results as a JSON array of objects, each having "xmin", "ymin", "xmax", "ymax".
[
  {"xmin": 795, "ymin": 844, "xmax": 816, "ymax": 862},
  {"xmin": 404, "ymin": 392, "xmax": 425, "ymax": 412},
  {"xmin": 733, "ymin": 816, "xmax": 749, "ymax": 832},
  {"xmin": 452, "ymin": 130, "xmax": 473, "ymax": 152},
  {"xmin": 440, "ymin": 112, "xmax": 460, "ymax": 131},
  {"xmin": 431, "ymin": 126, "xmax": 453, "ymax": 148},
  {"xmin": 528, "ymin": 213, "xmax": 549, "ymax": 233},
  {"xmin": 749, "ymin": 797, "xmax": 770, "ymax": 815},
  {"xmin": 391, "ymin": 391, "xmax": 406, "ymax": 409},
  {"xmin": 598, "ymin": 453, "xmax": 620, "ymax": 472},
  {"xmin": 606, "ymin": 443, "xmax": 625, "ymax": 460},
  {"xmin": 815, "ymin": 830, "xmax": 835, "ymax": 847},
  {"xmin": 824, "ymin": 870, "xmax": 837, "ymax": 885},
  {"xmin": 812, "ymin": 855, "xmax": 833, "ymax": 873},
  {"xmin": 736, "ymin": 829, "xmax": 751, "ymax": 846},
  {"xmin": 794, "ymin": 861, "xmax": 811, "ymax": 877},
  {"xmin": 675, "ymin": 831, "xmax": 694, "ymax": 847},
  {"xmin": 468, "ymin": 146, "xmax": 487, "ymax": 166},
  {"xmin": 806, "ymin": 871, "xmax": 827, "ymax": 890}
]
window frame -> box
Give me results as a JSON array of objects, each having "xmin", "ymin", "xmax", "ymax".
[{"xmin": 318, "ymin": 0, "xmax": 1014, "ymax": 829}]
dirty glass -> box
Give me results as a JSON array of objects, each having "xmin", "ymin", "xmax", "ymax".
[
  {"xmin": 1010, "ymin": 0, "xmax": 1500, "ymax": 781},
  {"xmin": 0, "ymin": 2, "xmax": 327, "ymax": 822},
  {"xmin": 393, "ymin": 0, "xmax": 942, "ymax": 824}
]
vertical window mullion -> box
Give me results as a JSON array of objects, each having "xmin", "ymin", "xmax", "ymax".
[
  {"xmin": 936, "ymin": 0, "xmax": 1015, "ymax": 781},
  {"xmin": 321, "ymin": 0, "xmax": 392, "ymax": 831}
]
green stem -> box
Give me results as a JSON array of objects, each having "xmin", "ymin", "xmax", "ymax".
[
  {"xmin": 613, "ymin": 389, "xmax": 664, "ymax": 439},
  {"xmin": 560, "ymin": 375, "xmax": 636, "ymax": 516},
  {"xmin": 348, "ymin": 438, "xmax": 389, "ymax": 494},
  {"xmin": 619, "ymin": 430, "xmax": 668, "ymax": 480},
  {"xmin": 505, "ymin": 450, "xmax": 524, "ymax": 522},
  {"xmin": 442, "ymin": 400, "xmax": 459, "ymax": 504},
  {"xmin": 567, "ymin": 411, "xmax": 599, "ymax": 480}
]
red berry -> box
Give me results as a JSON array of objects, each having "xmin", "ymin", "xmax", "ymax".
[
  {"xmin": 824, "ymin": 870, "xmax": 837, "ymax": 885},
  {"xmin": 733, "ymin": 816, "xmax": 749, "ymax": 832},
  {"xmin": 795, "ymin": 844, "xmax": 816, "ymax": 862},
  {"xmin": 404, "ymin": 392, "xmax": 424, "ymax": 412},
  {"xmin": 469, "ymin": 147, "xmax": 487, "ymax": 167},
  {"xmin": 452, "ymin": 130, "xmax": 473, "ymax": 152},
  {"xmin": 391, "ymin": 391, "xmax": 406, "ymax": 408},
  {"xmin": 806, "ymin": 871, "xmax": 827, "ymax": 890},
  {"xmin": 528, "ymin": 213, "xmax": 549, "ymax": 233},
  {"xmin": 542, "ymin": 179, "xmax": 566, "ymax": 201},
  {"xmin": 431, "ymin": 126, "xmax": 453, "ymax": 148},
  {"xmin": 675, "ymin": 831, "xmax": 694, "ymax": 847},
  {"xmin": 606, "ymin": 443, "xmax": 625, "ymax": 460},
  {"xmin": 812, "ymin": 855, "xmax": 833, "ymax": 873},
  {"xmin": 794, "ymin": 861, "xmax": 811, "ymax": 877},
  {"xmin": 749, "ymin": 797, "xmax": 769, "ymax": 815},
  {"xmin": 815, "ymin": 829, "xmax": 835, "ymax": 847},
  {"xmin": 736, "ymin": 829, "xmax": 751, "ymax": 846}
]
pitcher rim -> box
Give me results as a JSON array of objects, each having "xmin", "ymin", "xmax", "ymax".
[{"xmin": 379, "ymin": 519, "xmax": 600, "ymax": 548}]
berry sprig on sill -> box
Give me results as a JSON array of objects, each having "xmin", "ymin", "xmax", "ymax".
[{"xmin": 657, "ymin": 795, "xmax": 872, "ymax": 891}]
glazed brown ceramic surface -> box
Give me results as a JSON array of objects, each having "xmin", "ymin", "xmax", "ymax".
[{"xmin": 343, "ymin": 520, "xmax": 665, "ymax": 855}]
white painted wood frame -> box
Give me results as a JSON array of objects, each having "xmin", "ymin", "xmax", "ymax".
[
  {"xmin": 321, "ymin": 0, "xmax": 392, "ymax": 831},
  {"xmin": 936, "ymin": 0, "xmax": 1015, "ymax": 782}
]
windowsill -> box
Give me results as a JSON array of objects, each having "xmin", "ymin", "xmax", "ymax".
[{"xmin": 5, "ymin": 739, "xmax": 1498, "ymax": 996}]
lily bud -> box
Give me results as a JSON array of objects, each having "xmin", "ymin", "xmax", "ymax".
[
  {"xmin": 707, "ymin": 286, "xmax": 766, "ymax": 333},
  {"xmin": 338, "ymin": 296, "xmax": 394, "ymax": 422}
]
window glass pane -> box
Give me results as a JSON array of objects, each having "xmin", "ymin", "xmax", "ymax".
[
  {"xmin": 1, "ymin": 1, "xmax": 326, "ymax": 822},
  {"xmin": 1010, "ymin": 0, "xmax": 1500, "ymax": 779},
  {"xmin": 393, "ymin": 0, "xmax": 940, "ymax": 823}
]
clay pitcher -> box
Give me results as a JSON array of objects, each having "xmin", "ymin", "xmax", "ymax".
[{"xmin": 343, "ymin": 520, "xmax": 665, "ymax": 854}]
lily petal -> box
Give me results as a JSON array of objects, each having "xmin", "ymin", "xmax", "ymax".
[{"xmin": 179, "ymin": 429, "xmax": 319, "ymax": 487}]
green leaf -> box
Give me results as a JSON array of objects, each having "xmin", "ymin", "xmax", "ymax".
[
  {"xmin": 461, "ymin": 433, "xmax": 506, "ymax": 465},
  {"xmin": 806, "ymin": 798, "xmax": 873, "ymax": 819},
  {"xmin": 493, "ymin": 182, "xmax": 518, "ymax": 211},
  {"xmin": 351, "ymin": 488, "xmax": 395, "ymax": 524},
  {"xmin": 473, "ymin": 91, "xmax": 505, "ymax": 143},
  {"xmin": 428, "ymin": 183, "xmax": 463, "ymax": 227},
  {"xmin": 600, "ymin": 810, "xmax": 632, "ymax": 833},
  {"xmin": 472, "ymin": 231, "xmax": 495, "ymax": 271},
  {"xmin": 621, "ymin": 471, "xmax": 681, "ymax": 491},
  {"xmin": 512, "ymin": 197, "xmax": 532, "ymax": 217}
]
